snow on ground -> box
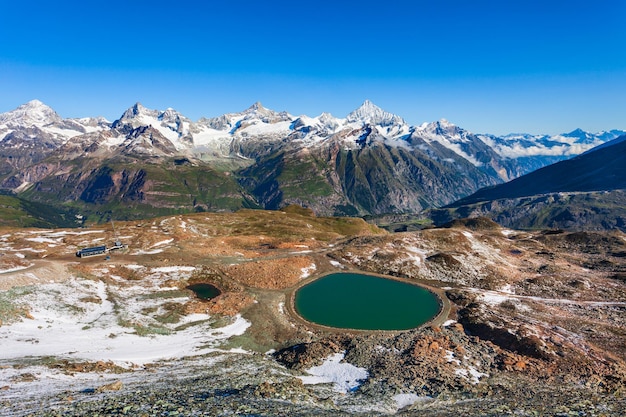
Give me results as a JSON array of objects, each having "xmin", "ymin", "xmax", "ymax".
[
  {"xmin": 0, "ymin": 276, "xmax": 250, "ymax": 368},
  {"xmin": 500, "ymin": 284, "xmax": 514, "ymax": 294},
  {"xmin": 444, "ymin": 350, "xmax": 460, "ymax": 365},
  {"xmin": 403, "ymin": 245, "xmax": 429, "ymax": 266},
  {"xmin": 329, "ymin": 260, "xmax": 343, "ymax": 268},
  {"xmin": 0, "ymin": 264, "xmax": 31, "ymax": 274},
  {"xmin": 299, "ymin": 352, "xmax": 368, "ymax": 393},
  {"xmin": 478, "ymin": 291, "xmax": 512, "ymax": 305},
  {"xmin": 394, "ymin": 393, "xmax": 430, "ymax": 410},
  {"xmin": 43, "ymin": 230, "xmax": 104, "ymax": 237},
  {"xmin": 151, "ymin": 266, "xmax": 196, "ymax": 274},
  {"xmin": 445, "ymin": 349, "xmax": 487, "ymax": 384},
  {"xmin": 132, "ymin": 248, "xmax": 164, "ymax": 255},
  {"xmin": 468, "ymin": 288, "xmax": 626, "ymax": 307},
  {"xmin": 150, "ymin": 238, "xmax": 174, "ymax": 248},
  {"xmin": 25, "ymin": 236, "xmax": 62, "ymax": 244},
  {"xmin": 300, "ymin": 263, "xmax": 316, "ymax": 279},
  {"xmin": 454, "ymin": 366, "xmax": 487, "ymax": 384}
]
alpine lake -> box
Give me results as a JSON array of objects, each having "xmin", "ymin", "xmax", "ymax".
[
  {"xmin": 186, "ymin": 283, "xmax": 221, "ymax": 300},
  {"xmin": 294, "ymin": 272, "xmax": 441, "ymax": 331}
]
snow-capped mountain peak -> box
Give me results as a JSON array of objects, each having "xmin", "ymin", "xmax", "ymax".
[
  {"xmin": 438, "ymin": 118, "xmax": 453, "ymax": 127},
  {"xmin": 110, "ymin": 103, "xmax": 194, "ymax": 151},
  {"xmin": 115, "ymin": 102, "xmax": 161, "ymax": 126},
  {"xmin": 239, "ymin": 102, "xmax": 292, "ymax": 124},
  {"xmin": 0, "ymin": 99, "xmax": 62, "ymax": 126},
  {"xmin": 418, "ymin": 118, "xmax": 464, "ymax": 141},
  {"xmin": 346, "ymin": 100, "xmax": 406, "ymax": 127},
  {"xmin": 246, "ymin": 101, "xmax": 266, "ymax": 113}
]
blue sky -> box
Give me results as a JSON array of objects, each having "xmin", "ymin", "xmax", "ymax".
[{"xmin": 1, "ymin": 0, "xmax": 624, "ymax": 135}]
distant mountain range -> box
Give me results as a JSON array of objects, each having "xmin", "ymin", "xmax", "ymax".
[
  {"xmin": 429, "ymin": 136, "xmax": 626, "ymax": 231},
  {"xmin": 1, "ymin": 99, "xmax": 624, "ymax": 224}
]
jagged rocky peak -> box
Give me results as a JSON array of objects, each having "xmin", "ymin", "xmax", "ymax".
[
  {"xmin": 242, "ymin": 101, "xmax": 275, "ymax": 118},
  {"xmin": 117, "ymin": 102, "xmax": 160, "ymax": 122},
  {"xmin": 243, "ymin": 101, "xmax": 291, "ymax": 122},
  {"xmin": 346, "ymin": 99, "xmax": 406, "ymax": 127},
  {"xmin": 113, "ymin": 102, "xmax": 184, "ymax": 131},
  {"xmin": 291, "ymin": 112, "xmax": 342, "ymax": 133},
  {"xmin": 0, "ymin": 99, "xmax": 62, "ymax": 126},
  {"xmin": 159, "ymin": 108, "xmax": 191, "ymax": 129},
  {"xmin": 246, "ymin": 101, "xmax": 267, "ymax": 113},
  {"xmin": 562, "ymin": 128, "xmax": 597, "ymax": 144},
  {"xmin": 160, "ymin": 108, "xmax": 179, "ymax": 120}
]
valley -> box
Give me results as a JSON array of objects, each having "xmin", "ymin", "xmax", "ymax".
[{"xmin": 1, "ymin": 209, "xmax": 625, "ymax": 415}]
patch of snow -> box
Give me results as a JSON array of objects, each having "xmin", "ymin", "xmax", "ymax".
[
  {"xmin": 445, "ymin": 350, "xmax": 461, "ymax": 365},
  {"xmin": 11, "ymin": 247, "xmax": 46, "ymax": 253},
  {"xmin": 150, "ymin": 239, "xmax": 174, "ymax": 248},
  {"xmin": 299, "ymin": 352, "xmax": 368, "ymax": 393},
  {"xmin": 500, "ymin": 284, "xmax": 514, "ymax": 294},
  {"xmin": 329, "ymin": 260, "xmax": 343, "ymax": 268},
  {"xmin": 455, "ymin": 366, "xmax": 487, "ymax": 384},
  {"xmin": 300, "ymin": 263, "xmax": 317, "ymax": 279},
  {"xmin": 151, "ymin": 266, "xmax": 196, "ymax": 273},
  {"xmin": 0, "ymin": 264, "xmax": 31, "ymax": 274},
  {"xmin": 132, "ymin": 249, "xmax": 164, "ymax": 255},
  {"xmin": 44, "ymin": 230, "xmax": 104, "ymax": 237},
  {"xmin": 442, "ymin": 319, "xmax": 457, "ymax": 327},
  {"xmin": 403, "ymin": 245, "xmax": 429, "ymax": 266},
  {"xmin": 479, "ymin": 292, "xmax": 512, "ymax": 305},
  {"xmin": 26, "ymin": 237, "xmax": 62, "ymax": 244},
  {"xmin": 394, "ymin": 393, "xmax": 429, "ymax": 409}
]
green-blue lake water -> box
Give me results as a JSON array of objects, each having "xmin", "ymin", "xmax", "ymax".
[
  {"xmin": 294, "ymin": 272, "xmax": 440, "ymax": 330},
  {"xmin": 187, "ymin": 283, "xmax": 221, "ymax": 300}
]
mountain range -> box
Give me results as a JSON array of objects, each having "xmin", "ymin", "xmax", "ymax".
[
  {"xmin": 428, "ymin": 135, "xmax": 626, "ymax": 231},
  {"xmin": 1, "ymin": 99, "xmax": 624, "ymax": 224}
]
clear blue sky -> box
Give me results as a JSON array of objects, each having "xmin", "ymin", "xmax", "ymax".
[{"xmin": 1, "ymin": 0, "xmax": 624, "ymax": 135}]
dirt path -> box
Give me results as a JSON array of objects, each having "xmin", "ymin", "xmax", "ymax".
[{"xmin": 466, "ymin": 287, "xmax": 626, "ymax": 306}]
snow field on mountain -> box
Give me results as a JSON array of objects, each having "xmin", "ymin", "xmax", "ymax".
[{"xmin": 4, "ymin": 99, "xmax": 623, "ymax": 167}]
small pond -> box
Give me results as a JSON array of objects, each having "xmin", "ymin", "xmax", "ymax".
[
  {"xmin": 294, "ymin": 272, "xmax": 440, "ymax": 330},
  {"xmin": 187, "ymin": 283, "xmax": 221, "ymax": 300}
]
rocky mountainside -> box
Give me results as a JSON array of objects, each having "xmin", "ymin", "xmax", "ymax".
[
  {"xmin": 0, "ymin": 100, "xmax": 108, "ymax": 180},
  {"xmin": 1, "ymin": 100, "xmax": 623, "ymax": 221},
  {"xmin": 430, "ymin": 136, "xmax": 626, "ymax": 231}
]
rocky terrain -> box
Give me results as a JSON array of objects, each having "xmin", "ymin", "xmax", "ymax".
[{"xmin": 1, "ymin": 209, "xmax": 625, "ymax": 415}]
